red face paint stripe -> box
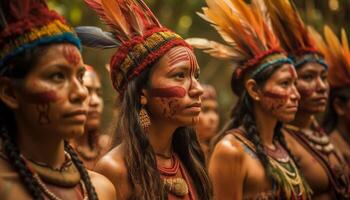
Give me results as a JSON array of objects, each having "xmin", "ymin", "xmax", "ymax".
[
  {"xmin": 26, "ymin": 91, "xmax": 59, "ymax": 104},
  {"xmin": 289, "ymin": 66, "xmax": 297, "ymax": 79},
  {"xmin": 63, "ymin": 45, "xmax": 81, "ymax": 66},
  {"xmin": 263, "ymin": 91, "xmax": 289, "ymax": 99},
  {"xmin": 150, "ymin": 86, "xmax": 186, "ymax": 98}
]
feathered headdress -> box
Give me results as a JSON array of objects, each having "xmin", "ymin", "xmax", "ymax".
[
  {"xmin": 186, "ymin": 0, "xmax": 292, "ymax": 95},
  {"xmin": 0, "ymin": 0, "xmax": 81, "ymax": 74},
  {"xmin": 309, "ymin": 26, "xmax": 350, "ymax": 89},
  {"xmin": 263, "ymin": 0, "xmax": 327, "ymax": 68},
  {"xmin": 76, "ymin": 0, "xmax": 191, "ymax": 95}
]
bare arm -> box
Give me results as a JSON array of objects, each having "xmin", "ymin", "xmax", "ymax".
[{"xmin": 209, "ymin": 135, "xmax": 246, "ymax": 200}]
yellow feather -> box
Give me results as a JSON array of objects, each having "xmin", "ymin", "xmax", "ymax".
[
  {"xmin": 341, "ymin": 28, "xmax": 349, "ymax": 53},
  {"xmin": 324, "ymin": 25, "xmax": 342, "ymax": 56},
  {"xmin": 101, "ymin": 0, "xmax": 130, "ymax": 37}
]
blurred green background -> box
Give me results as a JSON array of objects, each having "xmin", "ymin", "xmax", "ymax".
[{"xmin": 48, "ymin": 0, "xmax": 350, "ymax": 133}]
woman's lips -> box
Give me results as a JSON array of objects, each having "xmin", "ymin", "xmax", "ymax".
[
  {"xmin": 62, "ymin": 109, "xmax": 87, "ymax": 122},
  {"xmin": 185, "ymin": 102, "xmax": 202, "ymax": 113}
]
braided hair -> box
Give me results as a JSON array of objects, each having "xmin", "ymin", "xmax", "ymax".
[{"xmin": 0, "ymin": 44, "xmax": 98, "ymax": 200}]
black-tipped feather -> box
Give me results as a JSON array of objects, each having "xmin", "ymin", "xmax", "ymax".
[{"xmin": 75, "ymin": 26, "xmax": 120, "ymax": 49}]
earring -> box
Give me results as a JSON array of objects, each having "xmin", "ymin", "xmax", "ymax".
[{"xmin": 139, "ymin": 106, "xmax": 151, "ymax": 132}]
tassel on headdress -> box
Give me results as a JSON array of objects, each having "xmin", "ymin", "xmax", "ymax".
[
  {"xmin": 0, "ymin": 0, "xmax": 81, "ymax": 74},
  {"xmin": 76, "ymin": 0, "xmax": 191, "ymax": 95},
  {"xmin": 187, "ymin": 0, "xmax": 292, "ymax": 95},
  {"xmin": 263, "ymin": 0, "xmax": 327, "ymax": 69},
  {"xmin": 309, "ymin": 26, "xmax": 350, "ymax": 89}
]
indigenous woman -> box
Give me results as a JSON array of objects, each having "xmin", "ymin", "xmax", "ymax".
[
  {"xmin": 0, "ymin": 0, "xmax": 116, "ymax": 199},
  {"xmin": 71, "ymin": 65, "xmax": 104, "ymax": 170},
  {"xmin": 265, "ymin": 0, "xmax": 350, "ymax": 199},
  {"xmin": 195, "ymin": 84, "xmax": 219, "ymax": 159},
  {"xmin": 188, "ymin": 0, "xmax": 311, "ymax": 199},
  {"xmin": 319, "ymin": 27, "xmax": 350, "ymax": 166},
  {"xmin": 75, "ymin": 0, "xmax": 212, "ymax": 199}
]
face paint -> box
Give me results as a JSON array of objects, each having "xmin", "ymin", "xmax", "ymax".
[
  {"xmin": 289, "ymin": 66, "xmax": 297, "ymax": 79},
  {"xmin": 63, "ymin": 45, "xmax": 81, "ymax": 66},
  {"xmin": 25, "ymin": 91, "xmax": 59, "ymax": 104},
  {"xmin": 261, "ymin": 91, "xmax": 289, "ymax": 110},
  {"xmin": 24, "ymin": 90, "xmax": 59, "ymax": 125},
  {"xmin": 167, "ymin": 47, "xmax": 198, "ymax": 89},
  {"xmin": 297, "ymin": 84, "xmax": 315, "ymax": 98},
  {"xmin": 36, "ymin": 104, "xmax": 51, "ymax": 124},
  {"xmin": 159, "ymin": 98, "xmax": 181, "ymax": 119},
  {"xmin": 150, "ymin": 86, "xmax": 186, "ymax": 98}
]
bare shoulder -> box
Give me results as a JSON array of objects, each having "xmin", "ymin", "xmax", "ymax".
[
  {"xmin": 94, "ymin": 144, "xmax": 127, "ymax": 184},
  {"xmin": 210, "ymin": 133, "xmax": 246, "ymax": 164},
  {"xmin": 88, "ymin": 170, "xmax": 116, "ymax": 200},
  {"xmin": 94, "ymin": 144, "xmax": 130, "ymax": 200}
]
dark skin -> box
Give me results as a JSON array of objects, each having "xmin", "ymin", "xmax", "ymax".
[
  {"xmin": 209, "ymin": 64, "xmax": 300, "ymax": 199},
  {"xmin": 286, "ymin": 62, "xmax": 347, "ymax": 199},
  {"xmin": 196, "ymin": 98, "xmax": 219, "ymax": 159},
  {"xmin": 329, "ymin": 91, "xmax": 350, "ymax": 164},
  {"xmin": 94, "ymin": 46, "xmax": 203, "ymax": 200},
  {"xmin": 72, "ymin": 68, "xmax": 104, "ymax": 170},
  {"xmin": 0, "ymin": 44, "xmax": 115, "ymax": 200}
]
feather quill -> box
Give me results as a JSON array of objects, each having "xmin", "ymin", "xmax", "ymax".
[{"xmin": 75, "ymin": 26, "xmax": 120, "ymax": 49}]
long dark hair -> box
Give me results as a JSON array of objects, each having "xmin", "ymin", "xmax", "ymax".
[
  {"xmin": 211, "ymin": 63, "xmax": 298, "ymax": 187},
  {"xmin": 323, "ymin": 87, "xmax": 350, "ymax": 133},
  {"xmin": 116, "ymin": 65, "xmax": 212, "ymax": 200},
  {"xmin": 0, "ymin": 44, "xmax": 98, "ymax": 200}
]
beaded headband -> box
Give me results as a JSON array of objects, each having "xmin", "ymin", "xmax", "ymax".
[{"xmin": 0, "ymin": 0, "xmax": 81, "ymax": 74}]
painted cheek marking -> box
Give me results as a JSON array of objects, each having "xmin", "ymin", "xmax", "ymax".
[
  {"xmin": 37, "ymin": 104, "xmax": 51, "ymax": 124},
  {"xmin": 63, "ymin": 45, "xmax": 81, "ymax": 66},
  {"xmin": 297, "ymin": 85, "xmax": 315, "ymax": 97},
  {"xmin": 261, "ymin": 91, "xmax": 289, "ymax": 110},
  {"xmin": 150, "ymin": 86, "xmax": 186, "ymax": 98},
  {"xmin": 26, "ymin": 91, "xmax": 59, "ymax": 104}
]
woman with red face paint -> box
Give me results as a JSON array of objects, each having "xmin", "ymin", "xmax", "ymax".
[
  {"xmin": 71, "ymin": 65, "xmax": 106, "ymax": 170},
  {"xmin": 0, "ymin": 1, "xmax": 116, "ymax": 199},
  {"xmin": 195, "ymin": 84, "xmax": 219, "ymax": 159},
  {"xmin": 75, "ymin": 0, "xmax": 212, "ymax": 199},
  {"xmin": 188, "ymin": 0, "xmax": 311, "ymax": 199},
  {"xmin": 319, "ymin": 27, "xmax": 350, "ymax": 167},
  {"xmin": 265, "ymin": 1, "xmax": 350, "ymax": 199}
]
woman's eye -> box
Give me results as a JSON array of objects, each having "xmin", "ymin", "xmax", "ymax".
[
  {"xmin": 301, "ymin": 74, "xmax": 313, "ymax": 81},
  {"xmin": 50, "ymin": 72, "xmax": 65, "ymax": 82},
  {"xmin": 281, "ymin": 81, "xmax": 289, "ymax": 87},
  {"xmin": 194, "ymin": 72, "xmax": 200, "ymax": 80},
  {"xmin": 174, "ymin": 72, "xmax": 185, "ymax": 79}
]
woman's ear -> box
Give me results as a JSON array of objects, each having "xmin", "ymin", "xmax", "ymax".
[
  {"xmin": 0, "ymin": 77, "xmax": 19, "ymax": 109},
  {"xmin": 245, "ymin": 79, "xmax": 261, "ymax": 101}
]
